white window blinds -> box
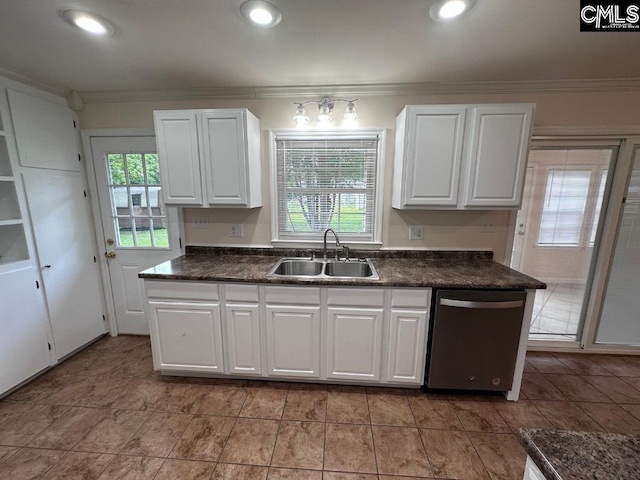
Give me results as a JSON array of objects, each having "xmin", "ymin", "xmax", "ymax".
[
  {"xmin": 274, "ymin": 135, "xmax": 380, "ymax": 241},
  {"xmin": 538, "ymin": 169, "xmax": 591, "ymax": 246}
]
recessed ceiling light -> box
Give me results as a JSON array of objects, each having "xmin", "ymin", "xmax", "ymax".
[
  {"xmin": 63, "ymin": 10, "xmax": 114, "ymax": 36},
  {"xmin": 240, "ymin": 0, "xmax": 282, "ymax": 28},
  {"xmin": 430, "ymin": 0, "xmax": 476, "ymax": 21}
]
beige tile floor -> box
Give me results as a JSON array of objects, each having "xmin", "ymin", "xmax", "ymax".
[
  {"xmin": 529, "ymin": 282, "xmax": 585, "ymax": 340},
  {"xmin": 2, "ymin": 336, "xmax": 640, "ymax": 479}
]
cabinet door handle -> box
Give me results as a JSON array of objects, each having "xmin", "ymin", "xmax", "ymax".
[
  {"xmin": 105, "ymin": 252, "xmax": 116, "ymax": 259},
  {"xmin": 440, "ymin": 299, "xmax": 524, "ymax": 309},
  {"xmin": 43, "ymin": 264, "xmax": 52, "ymax": 269}
]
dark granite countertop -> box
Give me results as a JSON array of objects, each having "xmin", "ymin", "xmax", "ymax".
[
  {"xmin": 139, "ymin": 247, "xmax": 546, "ymax": 290},
  {"xmin": 518, "ymin": 429, "xmax": 640, "ymax": 480}
]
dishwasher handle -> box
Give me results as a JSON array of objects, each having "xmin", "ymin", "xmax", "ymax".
[{"xmin": 440, "ymin": 298, "xmax": 524, "ymax": 309}]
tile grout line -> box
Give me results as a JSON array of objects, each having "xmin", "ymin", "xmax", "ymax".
[{"xmin": 267, "ymin": 383, "xmax": 290, "ymax": 469}]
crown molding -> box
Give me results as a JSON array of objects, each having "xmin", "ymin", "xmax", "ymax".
[
  {"xmin": 78, "ymin": 77, "xmax": 640, "ymax": 104},
  {"xmin": 0, "ymin": 65, "xmax": 71, "ymax": 98}
]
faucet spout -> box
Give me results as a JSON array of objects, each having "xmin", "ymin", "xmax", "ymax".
[{"xmin": 323, "ymin": 228, "xmax": 340, "ymax": 260}]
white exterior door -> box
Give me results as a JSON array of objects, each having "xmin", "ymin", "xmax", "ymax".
[
  {"xmin": 327, "ymin": 307, "xmax": 383, "ymax": 381},
  {"xmin": 224, "ymin": 303, "xmax": 262, "ymax": 375},
  {"xmin": 265, "ymin": 305, "xmax": 321, "ymax": 378},
  {"xmin": 90, "ymin": 136, "xmax": 182, "ymax": 335},
  {"xmin": 23, "ymin": 170, "xmax": 106, "ymax": 358}
]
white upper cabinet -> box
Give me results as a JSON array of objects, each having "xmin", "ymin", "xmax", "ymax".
[
  {"xmin": 462, "ymin": 105, "xmax": 534, "ymax": 207},
  {"xmin": 392, "ymin": 103, "xmax": 535, "ymax": 210},
  {"xmin": 153, "ymin": 108, "xmax": 262, "ymax": 208},
  {"xmin": 392, "ymin": 106, "xmax": 466, "ymax": 207},
  {"xmin": 154, "ymin": 111, "xmax": 203, "ymax": 205},
  {"xmin": 7, "ymin": 89, "xmax": 80, "ymax": 172}
]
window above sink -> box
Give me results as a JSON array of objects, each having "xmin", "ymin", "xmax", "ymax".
[{"xmin": 269, "ymin": 129, "xmax": 386, "ymax": 249}]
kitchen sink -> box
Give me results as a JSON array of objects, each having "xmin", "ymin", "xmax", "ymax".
[
  {"xmin": 324, "ymin": 261, "xmax": 375, "ymax": 278},
  {"xmin": 268, "ymin": 257, "xmax": 379, "ymax": 280},
  {"xmin": 271, "ymin": 259, "xmax": 324, "ymax": 276}
]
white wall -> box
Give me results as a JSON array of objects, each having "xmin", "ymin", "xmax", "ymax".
[{"xmin": 79, "ymin": 90, "xmax": 640, "ymax": 264}]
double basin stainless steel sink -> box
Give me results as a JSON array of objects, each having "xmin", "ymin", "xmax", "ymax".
[{"xmin": 268, "ymin": 257, "xmax": 379, "ymax": 280}]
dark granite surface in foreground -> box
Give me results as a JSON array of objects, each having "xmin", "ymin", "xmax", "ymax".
[
  {"xmin": 139, "ymin": 247, "xmax": 546, "ymax": 289},
  {"xmin": 518, "ymin": 429, "xmax": 640, "ymax": 480}
]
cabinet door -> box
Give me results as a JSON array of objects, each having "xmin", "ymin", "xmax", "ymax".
[
  {"xmin": 153, "ymin": 111, "xmax": 203, "ymax": 205},
  {"xmin": 149, "ymin": 301, "xmax": 224, "ymax": 373},
  {"xmin": 402, "ymin": 106, "xmax": 466, "ymax": 207},
  {"xmin": 224, "ymin": 303, "xmax": 262, "ymax": 375},
  {"xmin": 265, "ymin": 305, "xmax": 321, "ymax": 378},
  {"xmin": 0, "ymin": 266, "xmax": 52, "ymax": 395},
  {"xmin": 200, "ymin": 111, "xmax": 248, "ymax": 206},
  {"xmin": 327, "ymin": 307, "xmax": 384, "ymax": 381},
  {"xmin": 386, "ymin": 309, "xmax": 428, "ymax": 385},
  {"xmin": 462, "ymin": 105, "xmax": 534, "ymax": 208}
]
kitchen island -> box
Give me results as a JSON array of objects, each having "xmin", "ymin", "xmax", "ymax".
[
  {"xmin": 518, "ymin": 428, "xmax": 640, "ymax": 480},
  {"xmin": 139, "ymin": 247, "xmax": 545, "ymax": 400}
]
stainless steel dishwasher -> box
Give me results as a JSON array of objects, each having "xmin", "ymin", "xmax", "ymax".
[{"xmin": 425, "ymin": 289, "xmax": 527, "ymax": 391}]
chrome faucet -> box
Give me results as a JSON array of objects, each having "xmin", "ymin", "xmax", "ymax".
[{"xmin": 323, "ymin": 228, "xmax": 340, "ymax": 260}]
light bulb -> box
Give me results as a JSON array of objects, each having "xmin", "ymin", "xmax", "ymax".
[
  {"xmin": 249, "ymin": 8, "xmax": 273, "ymax": 25},
  {"xmin": 240, "ymin": 1, "xmax": 282, "ymax": 28},
  {"xmin": 63, "ymin": 11, "xmax": 114, "ymax": 36},
  {"xmin": 343, "ymin": 102, "xmax": 358, "ymax": 121},
  {"xmin": 293, "ymin": 105, "xmax": 309, "ymax": 125},
  {"xmin": 439, "ymin": 0, "xmax": 467, "ymax": 19}
]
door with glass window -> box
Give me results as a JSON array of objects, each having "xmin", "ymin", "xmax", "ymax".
[
  {"xmin": 91, "ymin": 136, "xmax": 181, "ymax": 334},
  {"xmin": 511, "ymin": 146, "xmax": 615, "ymax": 342}
]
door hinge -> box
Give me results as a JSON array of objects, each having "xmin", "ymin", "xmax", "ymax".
[
  {"xmin": 36, "ymin": 280, "xmax": 40, "ymax": 289},
  {"xmin": 102, "ymin": 314, "xmax": 106, "ymax": 321},
  {"xmin": 93, "ymin": 256, "xmax": 97, "ymax": 263},
  {"xmin": 73, "ymin": 120, "xmax": 77, "ymax": 128},
  {"xmin": 78, "ymin": 154, "xmax": 81, "ymax": 162},
  {"xmin": 48, "ymin": 342, "xmax": 51, "ymax": 351},
  {"xmin": 179, "ymin": 237, "xmax": 182, "ymax": 249},
  {"xmin": 83, "ymin": 190, "xmax": 87, "ymax": 198}
]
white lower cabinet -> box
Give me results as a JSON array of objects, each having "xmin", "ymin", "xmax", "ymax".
[
  {"xmin": 149, "ymin": 301, "xmax": 224, "ymax": 373},
  {"xmin": 144, "ymin": 281, "xmax": 431, "ymax": 386},
  {"xmin": 224, "ymin": 303, "xmax": 262, "ymax": 375},
  {"xmin": 327, "ymin": 307, "xmax": 384, "ymax": 382},
  {"xmin": 386, "ymin": 309, "xmax": 428, "ymax": 384},
  {"xmin": 265, "ymin": 305, "xmax": 321, "ymax": 378}
]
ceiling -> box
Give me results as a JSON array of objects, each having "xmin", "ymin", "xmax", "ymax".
[{"xmin": 0, "ymin": 0, "xmax": 638, "ymax": 96}]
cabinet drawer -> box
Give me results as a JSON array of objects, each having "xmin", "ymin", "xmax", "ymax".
[
  {"xmin": 327, "ymin": 288, "xmax": 383, "ymax": 307},
  {"xmin": 225, "ymin": 284, "xmax": 259, "ymax": 303},
  {"xmin": 146, "ymin": 281, "xmax": 218, "ymax": 301},
  {"xmin": 265, "ymin": 286, "xmax": 321, "ymax": 305},
  {"xmin": 391, "ymin": 289, "xmax": 431, "ymax": 308}
]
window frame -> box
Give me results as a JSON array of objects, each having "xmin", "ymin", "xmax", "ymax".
[{"xmin": 269, "ymin": 128, "xmax": 386, "ymax": 248}]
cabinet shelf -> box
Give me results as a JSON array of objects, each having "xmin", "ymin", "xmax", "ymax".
[
  {"xmin": 0, "ymin": 223, "xmax": 29, "ymax": 264},
  {"xmin": 0, "ymin": 219, "xmax": 23, "ymax": 227},
  {"xmin": 0, "ymin": 181, "xmax": 22, "ymax": 221},
  {"xmin": 0, "ymin": 135, "xmax": 12, "ymax": 177}
]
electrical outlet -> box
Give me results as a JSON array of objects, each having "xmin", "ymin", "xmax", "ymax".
[
  {"xmin": 192, "ymin": 216, "xmax": 209, "ymax": 229},
  {"xmin": 480, "ymin": 223, "xmax": 496, "ymax": 233},
  {"xmin": 409, "ymin": 226, "xmax": 424, "ymax": 240},
  {"xmin": 231, "ymin": 224, "xmax": 244, "ymax": 238}
]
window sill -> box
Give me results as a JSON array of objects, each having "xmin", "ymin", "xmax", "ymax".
[{"xmin": 271, "ymin": 239, "xmax": 383, "ymax": 250}]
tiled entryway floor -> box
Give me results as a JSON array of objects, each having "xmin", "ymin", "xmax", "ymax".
[
  {"xmin": 2, "ymin": 337, "xmax": 640, "ymax": 479},
  {"xmin": 529, "ymin": 282, "xmax": 586, "ymax": 341}
]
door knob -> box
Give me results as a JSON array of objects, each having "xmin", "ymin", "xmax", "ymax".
[
  {"xmin": 518, "ymin": 231, "xmax": 525, "ymax": 236},
  {"xmin": 105, "ymin": 252, "xmax": 116, "ymax": 259}
]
